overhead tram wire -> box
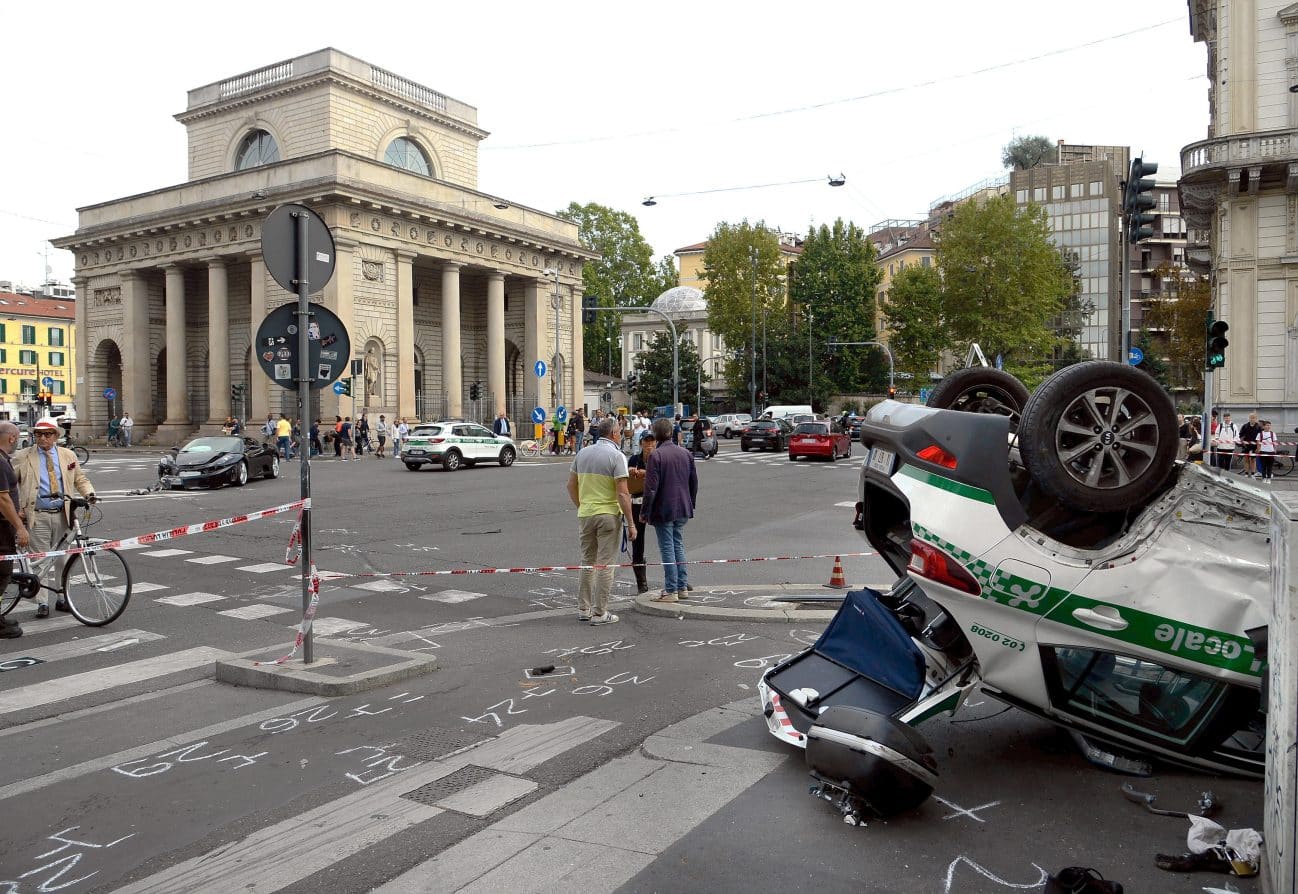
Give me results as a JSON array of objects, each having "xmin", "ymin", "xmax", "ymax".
[{"xmin": 486, "ymin": 18, "xmax": 1182, "ymax": 151}]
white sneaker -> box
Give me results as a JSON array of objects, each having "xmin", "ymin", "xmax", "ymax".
[{"xmin": 589, "ymin": 612, "xmax": 619, "ymax": 625}]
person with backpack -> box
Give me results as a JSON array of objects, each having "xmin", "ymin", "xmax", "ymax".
[{"xmin": 1212, "ymin": 411, "xmax": 1239, "ymax": 473}]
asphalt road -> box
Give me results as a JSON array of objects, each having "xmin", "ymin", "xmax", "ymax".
[{"xmin": 0, "ymin": 441, "xmax": 1264, "ymax": 893}]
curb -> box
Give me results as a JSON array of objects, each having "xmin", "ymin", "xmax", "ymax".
[
  {"xmin": 215, "ymin": 638, "xmax": 437, "ymax": 696},
  {"xmin": 632, "ymin": 584, "xmax": 844, "ymax": 623}
]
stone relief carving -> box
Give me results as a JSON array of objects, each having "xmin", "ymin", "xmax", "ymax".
[
  {"xmin": 362, "ymin": 261, "xmax": 385, "ymax": 282},
  {"xmin": 93, "ymin": 287, "xmax": 122, "ymax": 306}
]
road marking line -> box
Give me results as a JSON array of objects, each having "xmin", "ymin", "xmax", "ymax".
[
  {"xmin": 0, "ymin": 691, "xmax": 322, "ymax": 802},
  {"xmin": 218, "ymin": 604, "xmax": 294, "ymax": 620},
  {"xmin": 308, "ymin": 617, "xmax": 368, "ymax": 636},
  {"xmin": 238, "ymin": 562, "xmax": 296, "ymax": 574},
  {"xmin": 0, "ymin": 629, "xmax": 163, "ymax": 663},
  {"xmin": 139, "ymin": 548, "xmax": 194, "ymax": 558},
  {"xmin": 185, "ymin": 554, "xmax": 241, "ymax": 565},
  {"xmin": 354, "ymin": 579, "xmax": 406, "ymax": 592},
  {"xmin": 0, "ymin": 646, "xmax": 230, "ymax": 716},
  {"xmin": 419, "ymin": 589, "xmax": 486, "ymax": 604},
  {"xmin": 106, "ymin": 581, "xmax": 168, "ymax": 596},
  {"xmin": 156, "ymin": 592, "xmax": 226, "ymax": 607}
]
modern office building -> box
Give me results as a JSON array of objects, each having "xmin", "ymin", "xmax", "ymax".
[
  {"xmin": 1181, "ymin": 1, "xmax": 1298, "ymax": 425},
  {"xmin": 1128, "ymin": 182, "xmax": 1190, "ymax": 334},
  {"xmin": 52, "ymin": 48, "xmax": 594, "ymax": 442}
]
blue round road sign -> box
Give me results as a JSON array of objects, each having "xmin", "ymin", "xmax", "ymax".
[
  {"xmin": 41, "ymin": 377, "xmax": 54, "ymax": 388},
  {"xmin": 534, "ymin": 360, "xmax": 547, "ymax": 378},
  {"xmin": 1128, "ymin": 346, "xmax": 1145, "ymax": 366},
  {"xmin": 102, "ymin": 387, "xmax": 116, "ymax": 400},
  {"xmin": 332, "ymin": 381, "xmax": 347, "ymax": 395},
  {"xmin": 556, "ymin": 405, "xmax": 568, "ymax": 424},
  {"xmin": 531, "ymin": 406, "xmax": 547, "ymax": 424}
]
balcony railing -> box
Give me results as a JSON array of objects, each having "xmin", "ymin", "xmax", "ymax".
[
  {"xmin": 218, "ymin": 61, "xmax": 294, "ymax": 100},
  {"xmin": 1182, "ymin": 127, "xmax": 1298, "ymax": 178},
  {"xmin": 371, "ymin": 66, "xmax": 448, "ymax": 113}
]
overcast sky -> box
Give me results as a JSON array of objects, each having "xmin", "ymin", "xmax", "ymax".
[{"xmin": 0, "ymin": 1, "xmax": 1207, "ymax": 288}]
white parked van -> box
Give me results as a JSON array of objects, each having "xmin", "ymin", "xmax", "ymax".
[{"xmin": 761, "ymin": 405, "xmax": 813, "ymax": 421}]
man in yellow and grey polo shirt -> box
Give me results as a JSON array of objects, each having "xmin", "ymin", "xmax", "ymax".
[{"xmin": 566, "ymin": 417, "xmax": 636, "ymax": 624}]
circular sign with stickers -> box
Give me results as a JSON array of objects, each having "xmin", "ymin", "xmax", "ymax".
[{"xmin": 254, "ymin": 303, "xmax": 351, "ymax": 391}]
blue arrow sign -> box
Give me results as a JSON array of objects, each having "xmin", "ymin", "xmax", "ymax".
[
  {"xmin": 531, "ymin": 406, "xmax": 547, "ymax": 424},
  {"xmin": 556, "ymin": 405, "xmax": 568, "ymax": 424},
  {"xmin": 534, "ymin": 360, "xmax": 547, "ymax": 378},
  {"xmin": 102, "ymin": 387, "xmax": 116, "ymax": 400},
  {"xmin": 41, "ymin": 377, "xmax": 54, "ymax": 388},
  {"xmin": 332, "ymin": 381, "xmax": 347, "ymax": 395},
  {"xmin": 1128, "ymin": 346, "xmax": 1145, "ymax": 366}
]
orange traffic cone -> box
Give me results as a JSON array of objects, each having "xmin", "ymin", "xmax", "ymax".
[{"xmin": 825, "ymin": 556, "xmax": 849, "ymax": 589}]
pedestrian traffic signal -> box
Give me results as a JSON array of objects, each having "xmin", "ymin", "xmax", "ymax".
[
  {"xmin": 1206, "ymin": 317, "xmax": 1229, "ymax": 370},
  {"xmin": 469, "ymin": 382, "xmax": 481, "ymax": 401},
  {"xmin": 338, "ymin": 377, "xmax": 352, "ymax": 396},
  {"xmin": 1124, "ymin": 157, "xmax": 1159, "ymax": 244},
  {"xmin": 582, "ymin": 294, "xmax": 598, "ymax": 325}
]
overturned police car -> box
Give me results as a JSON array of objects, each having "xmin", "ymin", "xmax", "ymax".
[{"xmin": 759, "ymin": 361, "xmax": 1269, "ymax": 823}]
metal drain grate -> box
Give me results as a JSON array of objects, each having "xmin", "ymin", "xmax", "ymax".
[
  {"xmin": 390, "ymin": 728, "xmax": 487, "ymax": 761},
  {"xmin": 401, "ymin": 765, "xmax": 496, "ymax": 805}
]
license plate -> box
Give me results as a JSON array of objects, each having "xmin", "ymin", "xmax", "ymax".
[
  {"xmin": 867, "ymin": 446, "xmax": 895, "ymax": 475},
  {"xmin": 798, "ymin": 438, "xmax": 816, "ymax": 444},
  {"xmin": 180, "ymin": 470, "xmax": 200, "ymax": 478},
  {"xmin": 406, "ymin": 449, "xmax": 425, "ymax": 456}
]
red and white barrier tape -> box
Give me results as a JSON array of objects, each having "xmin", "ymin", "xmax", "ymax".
[
  {"xmin": 285, "ymin": 509, "xmax": 303, "ymax": 566},
  {"xmin": 257, "ymin": 564, "xmax": 321, "ymax": 667},
  {"xmin": 0, "ymin": 499, "xmax": 310, "ymax": 563}
]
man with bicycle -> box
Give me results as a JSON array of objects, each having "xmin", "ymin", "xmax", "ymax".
[{"xmin": 13, "ymin": 418, "xmax": 96, "ymax": 618}]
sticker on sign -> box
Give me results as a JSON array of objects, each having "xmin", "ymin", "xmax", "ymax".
[{"xmin": 315, "ymin": 252, "xmax": 331, "ymax": 263}]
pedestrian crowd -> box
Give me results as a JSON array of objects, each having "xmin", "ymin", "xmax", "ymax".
[{"xmin": 1190, "ymin": 409, "xmax": 1285, "ymax": 484}]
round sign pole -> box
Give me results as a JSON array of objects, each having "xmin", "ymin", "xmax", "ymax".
[{"xmin": 293, "ymin": 210, "xmax": 315, "ymax": 664}]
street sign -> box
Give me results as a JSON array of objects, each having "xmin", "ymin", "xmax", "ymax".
[
  {"xmin": 531, "ymin": 406, "xmax": 547, "ymax": 424},
  {"xmin": 1128, "ymin": 346, "xmax": 1145, "ymax": 366},
  {"xmin": 332, "ymin": 380, "xmax": 347, "ymax": 395},
  {"xmin": 254, "ymin": 302, "xmax": 351, "ymax": 391},
  {"xmin": 556, "ymin": 405, "xmax": 568, "ymax": 424},
  {"xmin": 41, "ymin": 377, "xmax": 54, "ymax": 388},
  {"xmin": 534, "ymin": 360, "xmax": 547, "ymax": 378},
  {"xmin": 261, "ymin": 204, "xmax": 337, "ymax": 296},
  {"xmin": 919, "ymin": 388, "xmax": 931, "ymax": 404},
  {"xmin": 102, "ymin": 387, "xmax": 116, "ymax": 401}
]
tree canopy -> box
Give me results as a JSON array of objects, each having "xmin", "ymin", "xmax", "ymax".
[
  {"xmin": 935, "ymin": 194, "xmax": 1073, "ymax": 381},
  {"xmin": 557, "ymin": 202, "xmax": 674, "ymax": 376},
  {"xmin": 1143, "ymin": 263, "xmax": 1212, "ymax": 392},
  {"xmin": 628, "ymin": 331, "xmax": 702, "ymax": 411},
  {"xmin": 1001, "ymin": 135, "xmax": 1054, "ymax": 170},
  {"xmin": 882, "ymin": 264, "xmax": 946, "ymax": 382}
]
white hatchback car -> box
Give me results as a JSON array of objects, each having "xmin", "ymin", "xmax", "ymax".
[{"xmin": 400, "ymin": 421, "xmax": 516, "ymax": 471}]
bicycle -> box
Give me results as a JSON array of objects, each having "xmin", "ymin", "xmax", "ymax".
[
  {"xmin": 0, "ymin": 496, "xmax": 132, "ymax": 626},
  {"xmin": 1229, "ymin": 449, "xmax": 1295, "ymax": 477},
  {"xmin": 519, "ymin": 439, "xmax": 544, "ymax": 459},
  {"xmin": 59, "ymin": 431, "xmax": 90, "ymax": 466}
]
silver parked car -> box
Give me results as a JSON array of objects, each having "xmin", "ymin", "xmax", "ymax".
[{"xmin": 712, "ymin": 413, "xmax": 752, "ymax": 439}]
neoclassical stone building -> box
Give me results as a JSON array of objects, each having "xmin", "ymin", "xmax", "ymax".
[{"xmin": 54, "ymin": 49, "xmax": 594, "ymax": 441}]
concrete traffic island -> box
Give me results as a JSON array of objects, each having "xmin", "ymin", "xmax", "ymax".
[
  {"xmin": 215, "ymin": 638, "xmax": 437, "ymax": 696},
  {"xmin": 633, "ymin": 583, "xmax": 845, "ymax": 623}
]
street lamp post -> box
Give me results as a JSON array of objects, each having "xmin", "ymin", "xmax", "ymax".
[{"xmin": 807, "ymin": 310, "xmax": 814, "ymax": 406}]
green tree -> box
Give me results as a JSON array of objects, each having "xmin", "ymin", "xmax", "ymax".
[
  {"xmin": 700, "ymin": 222, "xmax": 785, "ymax": 402},
  {"xmin": 1134, "ymin": 329, "xmax": 1170, "ymax": 387},
  {"xmin": 557, "ymin": 202, "xmax": 662, "ymax": 376},
  {"xmin": 788, "ymin": 219, "xmax": 883, "ymax": 393},
  {"xmin": 883, "ymin": 265, "xmax": 946, "ymax": 381},
  {"xmin": 1143, "ymin": 263, "xmax": 1212, "ymax": 391},
  {"xmin": 653, "ymin": 254, "xmax": 679, "ymax": 294},
  {"xmin": 1001, "ymin": 134, "xmax": 1054, "ymax": 170},
  {"xmin": 936, "ymin": 194, "xmax": 1073, "ymax": 383},
  {"xmin": 628, "ymin": 331, "xmax": 702, "ymax": 411}
]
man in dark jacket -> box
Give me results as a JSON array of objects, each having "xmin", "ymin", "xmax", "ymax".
[
  {"xmin": 641, "ymin": 417, "xmax": 698, "ymax": 603},
  {"xmin": 691, "ymin": 416, "xmax": 706, "ymax": 458}
]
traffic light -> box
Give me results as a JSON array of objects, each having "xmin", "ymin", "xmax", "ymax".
[
  {"xmin": 582, "ymin": 294, "xmax": 598, "ymax": 325},
  {"xmin": 231, "ymin": 383, "xmax": 244, "ymax": 402},
  {"xmin": 469, "ymin": 382, "xmax": 481, "ymax": 401},
  {"xmin": 338, "ymin": 377, "xmax": 352, "ymax": 397},
  {"xmin": 1124, "ymin": 157, "xmax": 1159, "ymax": 244},
  {"xmin": 1206, "ymin": 316, "xmax": 1229, "ymax": 370},
  {"xmin": 888, "ymin": 385, "xmax": 897, "ymax": 400}
]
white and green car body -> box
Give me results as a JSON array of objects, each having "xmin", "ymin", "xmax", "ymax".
[{"xmin": 400, "ymin": 422, "xmax": 516, "ymax": 471}]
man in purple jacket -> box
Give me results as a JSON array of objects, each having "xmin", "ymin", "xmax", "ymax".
[{"xmin": 641, "ymin": 417, "xmax": 698, "ymax": 603}]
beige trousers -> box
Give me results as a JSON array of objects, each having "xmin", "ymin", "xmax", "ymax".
[
  {"xmin": 30, "ymin": 510, "xmax": 69, "ymax": 606},
  {"xmin": 578, "ymin": 513, "xmax": 621, "ymax": 617}
]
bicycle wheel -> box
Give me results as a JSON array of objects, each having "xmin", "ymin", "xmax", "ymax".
[
  {"xmin": 74, "ymin": 445, "xmax": 90, "ymax": 465},
  {"xmin": 1276, "ymin": 454, "xmax": 1296, "ymax": 477},
  {"xmin": 0, "ymin": 578, "xmax": 19, "ymax": 616},
  {"xmin": 62, "ymin": 547, "xmax": 131, "ymax": 626}
]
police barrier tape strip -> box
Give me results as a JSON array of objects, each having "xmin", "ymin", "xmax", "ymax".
[
  {"xmin": 0, "ymin": 499, "xmax": 310, "ymax": 563},
  {"xmin": 257, "ymin": 563, "xmax": 320, "ymax": 667}
]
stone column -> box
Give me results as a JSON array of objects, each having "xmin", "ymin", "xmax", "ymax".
[
  {"xmin": 523, "ymin": 278, "xmax": 545, "ymax": 426},
  {"xmin": 396, "ymin": 250, "xmax": 417, "ymax": 418},
  {"xmin": 570, "ymin": 284, "xmax": 584, "ymax": 411},
  {"xmin": 486, "ymin": 272, "xmax": 506, "ymax": 415},
  {"xmin": 71, "ymin": 276, "xmax": 88, "ymax": 435},
  {"xmin": 120, "ymin": 270, "xmax": 154, "ymax": 427},
  {"xmin": 158, "ymin": 264, "xmax": 189, "ymax": 437},
  {"xmin": 207, "ymin": 259, "xmax": 230, "ymax": 425},
  {"xmin": 323, "ymin": 239, "xmax": 355, "ymax": 421},
  {"xmin": 441, "ymin": 261, "xmax": 462, "ymax": 419},
  {"xmin": 248, "ymin": 253, "xmax": 270, "ymax": 423}
]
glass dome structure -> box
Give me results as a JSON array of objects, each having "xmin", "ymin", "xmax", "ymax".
[{"xmin": 649, "ymin": 286, "xmax": 706, "ymax": 316}]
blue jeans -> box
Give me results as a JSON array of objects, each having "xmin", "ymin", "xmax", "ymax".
[{"xmin": 653, "ymin": 518, "xmax": 688, "ymax": 594}]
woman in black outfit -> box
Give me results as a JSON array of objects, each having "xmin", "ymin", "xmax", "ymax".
[{"xmin": 626, "ymin": 432, "xmax": 655, "ymax": 593}]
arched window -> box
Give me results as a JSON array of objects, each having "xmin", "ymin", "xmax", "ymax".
[
  {"xmin": 384, "ymin": 137, "xmax": 431, "ymax": 176},
  {"xmin": 235, "ymin": 129, "xmax": 280, "ymax": 170}
]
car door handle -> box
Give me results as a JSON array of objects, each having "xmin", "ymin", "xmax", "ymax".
[{"xmin": 1071, "ymin": 606, "xmax": 1129, "ymax": 632}]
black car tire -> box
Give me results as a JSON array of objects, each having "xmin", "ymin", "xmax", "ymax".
[
  {"xmin": 741, "ymin": 444, "xmax": 749, "ymax": 452},
  {"xmin": 724, "ymin": 428, "xmax": 733, "ymax": 439},
  {"xmin": 789, "ymin": 453, "xmax": 798, "ymax": 461},
  {"xmin": 499, "ymin": 447, "xmax": 516, "ymax": 467},
  {"xmin": 443, "ymin": 450, "xmax": 462, "ymax": 471},
  {"xmin": 829, "ymin": 448, "xmax": 837, "ymax": 463},
  {"xmin": 233, "ymin": 461, "xmax": 249, "ymax": 487},
  {"xmin": 267, "ymin": 456, "xmax": 280, "ymax": 479},
  {"xmin": 404, "ymin": 462, "xmax": 421, "ymax": 471},
  {"xmin": 1018, "ymin": 361, "xmax": 1178, "ymax": 513},
  {"xmin": 926, "ymin": 367, "xmax": 1031, "ymax": 432}
]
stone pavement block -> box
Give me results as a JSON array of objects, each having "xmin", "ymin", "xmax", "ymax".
[
  {"xmin": 491, "ymin": 753, "xmax": 660, "ymax": 836},
  {"xmin": 214, "ymin": 637, "xmax": 436, "ymax": 696},
  {"xmin": 373, "ymin": 830, "xmax": 538, "ymax": 894},
  {"xmin": 437, "ymin": 773, "xmax": 537, "ymax": 816},
  {"xmin": 457, "ymin": 837, "xmax": 654, "ymax": 894},
  {"xmin": 641, "ymin": 734, "xmax": 786, "ymax": 772}
]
